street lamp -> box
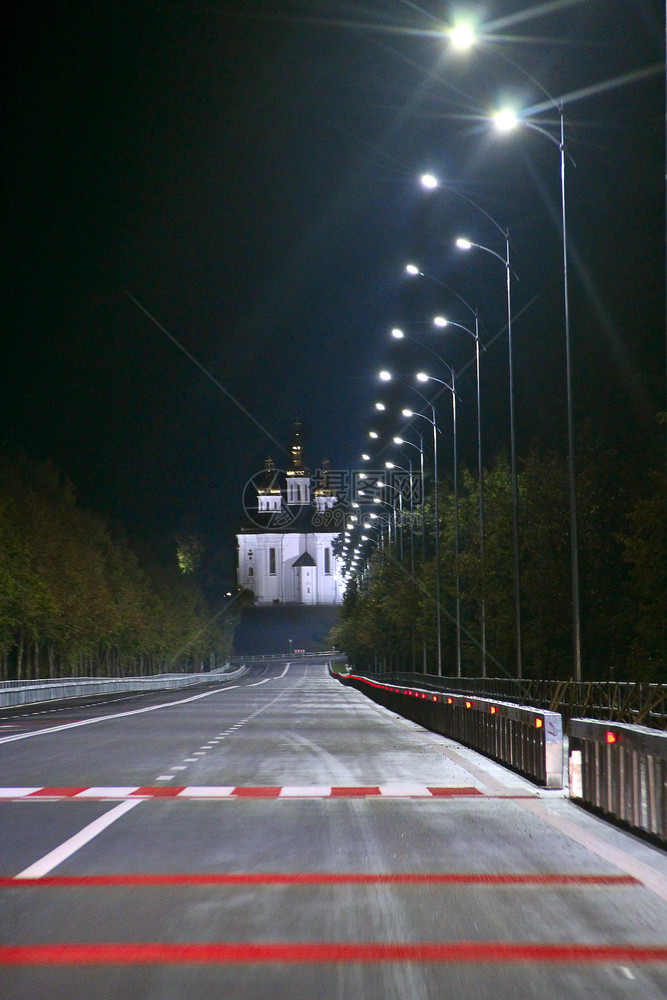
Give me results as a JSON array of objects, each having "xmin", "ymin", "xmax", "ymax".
[
  {"xmin": 379, "ymin": 369, "xmax": 444, "ymax": 674},
  {"xmin": 417, "ymin": 369, "xmax": 461, "ymax": 678},
  {"xmin": 434, "ymin": 313, "xmax": 487, "ymax": 676},
  {"xmin": 400, "ymin": 398, "xmax": 442, "ymax": 676},
  {"xmin": 457, "ymin": 232, "xmax": 523, "ymax": 679},
  {"xmin": 492, "ymin": 105, "xmax": 581, "ymax": 683},
  {"xmin": 446, "ymin": 24, "xmax": 582, "ymax": 680}
]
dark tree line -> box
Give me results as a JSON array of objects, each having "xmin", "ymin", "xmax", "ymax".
[
  {"xmin": 331, "ymin": 429, "xmax": 666, "ymax": 682},
  {"xmin": 0, "ymin": 450, "xmax": 238, "ymax": 681}
]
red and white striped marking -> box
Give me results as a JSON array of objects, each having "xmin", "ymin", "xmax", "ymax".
[{"xmin": 0, "ymin": 785, "xmax": 483, "ymax": 801}]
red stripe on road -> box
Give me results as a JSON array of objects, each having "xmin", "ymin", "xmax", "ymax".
[
  {"xmin": 0, "ymin": 873, "xmax": 640, "ymax": 888},
  {"xmin": 232, "ymin": 786, "xmax": 282, "ymax": 798},
  {"xmin": 131, "ymin": 786, "xmax": 186, "ymax": 798},
  {"xmin": 329, "ymin": 786, "xmax": 381, "ymax": 797},
  {"xmin": 1, "ymin": 941, "xmax": 666, "ymax": 965},
  {"xmin": 428, "ymin": 787, "xmax": 482, "ymax": 797},
  {"xmin": 27, "ymin": 788, "xmax": 89, "ymax": 798}
]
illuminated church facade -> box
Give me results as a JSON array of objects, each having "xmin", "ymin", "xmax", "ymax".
[{"xmin": 236, "ymin": 423, "xmax": 345, "ymax": 605}]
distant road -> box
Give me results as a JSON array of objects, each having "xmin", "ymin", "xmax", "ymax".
[{"xmin": 1, "ymin": 660, "xmax": 666, "ymax": 999}]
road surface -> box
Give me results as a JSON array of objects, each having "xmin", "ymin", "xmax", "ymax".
[{"xmin": 1, "ymin": 658, "xmax": 666, "ymax": 998}]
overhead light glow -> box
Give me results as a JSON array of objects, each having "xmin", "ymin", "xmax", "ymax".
[
  {"xmin": 391, "ymin": 328, "xmax": 405, "ymax": 339},
  {"xmin": 449, "ymin": 23, "xmax": 474, "ymax": 50},
  {"xmin": 379, "ymin": 370, "xmax": 392, "ymax": 381},
  {"xmin": 456, "ymin": 237, "xmax": 472, "ymax": 250},
  {"xmin": 420, "ymin": 173, "xmax": 438, "ymax": 190},
  {"xmin": 494, "ymin": 108, "xmax": 518, "ymax": 132},
  {"xmin": 405, "ymin": 263, "xmax": 419, "ymax": 275},
  {"xmin": 433, "ymin": 315, "xmax": 448, "ymax": 327}
]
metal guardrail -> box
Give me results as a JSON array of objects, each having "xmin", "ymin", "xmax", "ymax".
[
  {"xmin": 0, "ymin": 665, "xmax": 246, "ymax": 708},
  {"xmin": 337, "ymin": 672, "xmax": 563, "ymax": 788},
  {"xmin": 227, "ymin": 651, "xmax": 337, "ymax": 664},
  {"xmin": 374, "ymin": 673, "xmax": 667, "ymax": 729},
  {"xmin": 568, "ymin": 718, "xmax": 667, "ymax": 844}
]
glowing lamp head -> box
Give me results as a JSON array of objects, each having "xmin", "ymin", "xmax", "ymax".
[
  {"xmin": 375, "ymin": 402, "xmax": 385, "ymax": 411},
  {"xmin": 416, "ymin": 372, "xmax": 429, "ymax": 382},
  {"xmin": 494, "ymin": 108, "xmax": 518, "ymax": 132},
  {"xmin": 361, "ymin": 453, "xmax": 370, "ymax": 461},
  {"xmin": 402, "ymin": 408, "xmax": 413, "ymax": 418},
  {"xmin": 393, "ymin": 436, "xmax": 404, "ymax": 444},
  {"xmin": 456, "ymin": 237, "xmax": 472, "ymax": 250},
  {"xmin": 420, "ymin": 173, "xmax": 438, "ymax": 190},
  {"xmin": 379, "ymin": 370, "xmax": 392, "ymax": 381},
  {"xmin": 391, "ymin": 328, "xmax": 405, "ymax": 339},
  {"xmin": 405, "ymin": 263, "xmax": 419, "ymax": 275},
  {"xmin": 369, "ymin": 431, "xmax": 378, "ymax": 440},
  {"xmin": 450, "ymin": 23, "xmax": 474, "ymax": 50},
  {"xmin": 433, "ymin": 315, "xmax": 448, "ymax": 328}
]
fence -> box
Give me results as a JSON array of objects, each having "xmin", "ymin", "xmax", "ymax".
[
  {"xmin": 569, "ymin": 718, "xmax": 666, "ymax": 844},
  {"xmin": 337, "ymin": 672, "xmax": 563, "ymax": 788},
  {"xmin": 0, "ymin": 665, "xmax": 246, "ymax": 708},
  {"xmin": 371, "ymin": 673, "xmax": 666, "ymax": 730}
]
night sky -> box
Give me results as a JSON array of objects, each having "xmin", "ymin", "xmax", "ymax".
[{"xmin": 3, "ymin": 1, "xmax": 664, "ymax": 587}]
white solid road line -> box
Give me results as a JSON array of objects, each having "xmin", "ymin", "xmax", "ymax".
[
  {"xmin": 0, "ymin": 686, "xmax": 240, "ymax": 747},
  {"xmin": 14, "ymin": 800, "xmax": 142, "ymax": 879}
]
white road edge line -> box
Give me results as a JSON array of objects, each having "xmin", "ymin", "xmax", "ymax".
[
  {"xmin": 14, "ymin": 799, "xmax": 142, "ymax": 879},
  {"xmin": 0, "ymin": 686, "xmax": 239, "ymax": 746}
]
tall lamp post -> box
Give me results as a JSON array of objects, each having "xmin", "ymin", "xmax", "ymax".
[
  {"xmin": 416, "ymin": 370, "xmax": 461, "ymax": 678},
  {"xmin": 434, "ymin": 313, "xmax": 487, "ymax": 677},
  {"xmin": 446, "ymin": 20, "xmax": 582, "ymax": 682},
  {"xmin": 493, "ymin": 106, "xmax": 581, "ymax": 683},
  {"xmin": 380, "ymin": 370, "xmax": 444, "ymax": 674},
  {"xmin": 456, "ymin": 233, "xmax": 523, "ymax": 680}
]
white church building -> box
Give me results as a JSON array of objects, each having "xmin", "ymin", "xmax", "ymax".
[{"xmin": 236, "ymin": 423, "xmax": 345, "ymax": 605}]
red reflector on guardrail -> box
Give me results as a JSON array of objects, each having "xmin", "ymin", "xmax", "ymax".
[
  {"xmin": 490, "ymin": 707, "xmax": 497, "ymax": 714},
  {"xmin": 606, "ymin": 731, "xmax": 617, "ymax": 744},
  {"xmin": 535, "ymin": 719, "xmax": 543, "ymax": 729},
  {"xmin": 447, "ymin": 697, "xmax": 453, "ymax": 705},
  {"xmin": 466, "ymin": 701, "xmax": 473, "ymax": 709}
]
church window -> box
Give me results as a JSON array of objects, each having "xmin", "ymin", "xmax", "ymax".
[
  {"xmin": 324, "ymin": 547, "xmax": 331, "ymax": 575},
  {"xmin": 248, "ymin": 567, "xmax": 254, "ymax": 577},
  {"xmin": 269, "ymin": 547, "xmax": 276, "ymax": 576}
]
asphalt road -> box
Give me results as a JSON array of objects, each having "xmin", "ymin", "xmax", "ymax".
[{"xmin": 1, "ymin": 658, "xmax": 666, "ymax": 999}]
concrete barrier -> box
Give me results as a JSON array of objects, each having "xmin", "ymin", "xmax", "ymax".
[
  {"xmin": 336, "ymin": 672, "xmax": 563, "ymax": 788},
  {"xmin": 569, "ymin": 718, "xmax": 666, "ymax": 843}
]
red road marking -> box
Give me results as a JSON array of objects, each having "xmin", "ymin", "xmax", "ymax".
[
  {"xmin": 232, "ymin": 786, "xmax": 281, "ymax": 798},
  {"xmin": 0, "ymin": 873, "xmax": 640, "ymax": 888},
  {"xmin": 1, "ymin": 941, "xmax": 666, "ymax": 965},
  {"xmin": 330, "ymin": 786, "xmax": 381, "ymax": 797},
  {"xmin": 28, "ymin": 788, "xmax": 89, "ymax": 798},
  {"xmin": 130, "ymin": 787, "xmax": 185, "ymax": 798},
  {"xmin": 428, "ymin": 787, "xmax": 481, "ymax": 797}
]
